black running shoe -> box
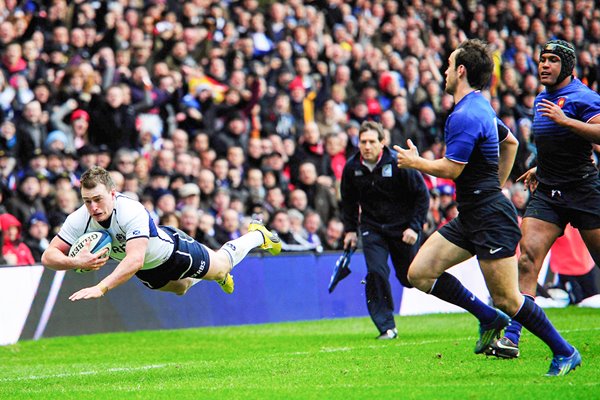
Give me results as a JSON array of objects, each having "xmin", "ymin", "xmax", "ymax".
[{"xmin": 484, "ymin": 337, "xmax": 520, "ymax": 359}]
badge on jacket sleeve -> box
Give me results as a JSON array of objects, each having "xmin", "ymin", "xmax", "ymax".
[{"xmin": 382, "ymin": 164, "xmax": 392, "ymax": 177}]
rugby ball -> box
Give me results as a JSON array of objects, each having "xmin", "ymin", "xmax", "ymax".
[{"xmin": 69, "ymin": 230, "xmax": 112, "ymax": 273}]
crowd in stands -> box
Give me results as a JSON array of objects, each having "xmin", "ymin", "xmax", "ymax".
[{"xmin": 1, "ymin": 0, "xmax": 600, "ymax": 266}]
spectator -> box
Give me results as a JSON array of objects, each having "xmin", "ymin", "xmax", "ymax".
[
  {"xmin": 23, "ymin": 211, "xmax": 50, "ymax": 262},
  {"xmin": 177, "ymin": 183, "xmax": 201, "ymax": 211},
  {"xmin": 296, "ymin": 161, "xmax": 338, "ymax": 224},
  {"xmin": 287, "ymin": 188, "xmax": 309, "ymax": 215},
  {"xmin": 198, "ymin": 212, "xmax": 221, "ymax": 250},
  {"xmin": 322, "ymin": 217, "xmax": 345, "ymax": 251},
  {"xmin": 0, "ymin": 212, "xmax": 34, "ymax": 265},
  {"xmin": 324, "ymin": 132, "xmax": 347, "ymax": 184},
  {"xmin": 209, "ymin": 187, "xmax": 232, "ymax": 223},
  {"xmin": 51, "ymin": 104, "xmax": 90, "ymax": 152},
  {"xmin": 196, "ymin": 168, "xmax": 216, "ymax": 211},
  {"xmin": 296, "ymin": 122, "xmax": 333, "ymax": 179},
  {"xmin": 5, "ymin": 173, "xmax": 46, "ymax": 224},
  {"xmin": 159, "ymin": 212, "xmax": 180, "ymax": 229},
  {"xmin": 95, "ymin": 145, "xmax": 113, "ymax": 171},
  {"xmin": 302, "ymin": 210, "xmax": 324, "ymax": 250},
  {"xmin": 268, "ymin": 209, "xmax": 316, "ymax": 252},
  {"xmin": 87, "ymin": 85, "xmax": 139, "ymax": 152},
  {"xmin": 16, "ymin": 100, "xmax": 47, "ymax": 166},
  {"xmin": 261, "ymin": 92, "xmax": 296, "ymax": 140},
  {"xmin": 243, "ymin": 167, "xmax": 266, "ymax": 210},
  {"xmin": 214, "ymin": 208, "xmax": 242, "ymax": 245}
]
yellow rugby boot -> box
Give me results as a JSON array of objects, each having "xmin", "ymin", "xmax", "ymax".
[
  {"xmin": 248, "ymin": 220, "xmax": 282, "ymax": 255},
  {"xmin": 217, "ymin": 273, "xmax": 234, "ymax": 294}
]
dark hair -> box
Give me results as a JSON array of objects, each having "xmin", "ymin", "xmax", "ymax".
[
  {"xmin": 358, "ymin": 121, "xmax": 385, "ymax": 141},
  {"xmin": 80, "ymin": 166, "xmax": 115, "ymax": 190},
  {"xmin": 455, "ymin": 39, "xmax": 493, "ymax": 90}
]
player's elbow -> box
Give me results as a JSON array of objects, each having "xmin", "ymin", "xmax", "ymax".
[
  {"xmin": 128, "ymin": 255, "xmax": 146, "ymax": 272},
  {"xmin": 41, "ymin": 250, "xmax": 59, "ymax": 270},
  {"xmin": 445, "ymin": 170, "xmax": 462, "ymax": 180}
]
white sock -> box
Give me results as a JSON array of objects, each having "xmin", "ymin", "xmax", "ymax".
[{"xmin": 219, "ymin": 231, "xmax": 264, "ymax": 268}]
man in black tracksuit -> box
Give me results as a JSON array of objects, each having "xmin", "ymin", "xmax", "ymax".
[{"xmin": 341, "ymin": 121, "xmax": 429, "ymax": 339}]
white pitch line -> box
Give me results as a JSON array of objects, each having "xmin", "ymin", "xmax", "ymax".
[
  {"xmin": 320, "ymin": 347, "xmax": 352, "ymax": 353},
  {"xmin": 297, "ymin": 326, "xmax": 600, "ymax": 355},
  {"xmin": 0, "ymin": 363, "xmax": 171, "ymax": 383}
]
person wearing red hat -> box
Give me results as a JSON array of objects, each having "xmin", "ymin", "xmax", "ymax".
[
  {"xmin": 0, "ymin": 213, "xmax": 35, "ymax": 266},
  {"xmin": 50, "ymin": 99, "xmax": 91, "ymax": 152}
]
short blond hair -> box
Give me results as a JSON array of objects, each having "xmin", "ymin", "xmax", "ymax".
[{"xmin": 80, "ymin": 166, "xmax": 115, "ymax": 190}]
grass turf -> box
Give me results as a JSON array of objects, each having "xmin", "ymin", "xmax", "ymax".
[{"xmin": 1, "ymin": 308, "xmax": 598, "ymax": 399}]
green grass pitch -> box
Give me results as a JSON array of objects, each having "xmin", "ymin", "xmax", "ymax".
[{"xmin": 1, "ymin": 308, "xmax": 598, "ymax": 399}]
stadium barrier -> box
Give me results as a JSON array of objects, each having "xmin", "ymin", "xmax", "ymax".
[{"xmin": 1, "ymin": 252, "xmax": 492, "ymax": 345}]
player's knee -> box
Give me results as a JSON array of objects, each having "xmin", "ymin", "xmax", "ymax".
[
  {"xmin": 168, "ymin": 280, "xmax": 192, "ymax": 296},
  {"xmin": 173, "ymin": 284, "xmax": 190, "ymax": 296},
  {"xmin": 213, "ymin": 250, "xmax": 233, "ymax": 273},
  {"xmin": 211, "ymin": 268, "xmax": 227, "ymax": 282}
]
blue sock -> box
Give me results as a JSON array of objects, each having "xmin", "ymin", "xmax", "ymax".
[
  {"xmin": 429, "ymin": 272, "xmax": 498, "ymax": 324},
  {"xmin": 503, "ymin": 294, "xmax": 533, "ymax": 345},
  {"xmin": 512, "ymin": 296, "xmax": 574, "ymax": 357}
]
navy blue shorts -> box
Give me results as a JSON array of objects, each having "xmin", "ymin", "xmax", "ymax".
[
  {"xmin": 524, "ymin": 180, "xmax": 600, "ymax": 230},
  {"xmin": 438, "ymin": 194, "xmax": 521, "ymax": 260},
  {"xmin": 135, "ymin": 226, "xmax": 211, "ymax": 289}
]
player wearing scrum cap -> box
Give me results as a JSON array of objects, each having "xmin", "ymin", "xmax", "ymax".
[{"xmin": 488, "ymin": 40, "xmax": 600, "ymax": 374}]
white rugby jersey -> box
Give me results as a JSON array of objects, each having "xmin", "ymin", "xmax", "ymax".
[{"xmin": 58, "ymin": 193, "xmax": 174, "ymax": 270}]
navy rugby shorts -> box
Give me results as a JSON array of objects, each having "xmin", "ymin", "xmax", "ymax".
[
  {"xmin": 438, "ymin": 194, "xmax": 521, "ymax": 260},
  {"xmin": 135, "ymin": 226, "xmax": 211, "ymax": 289},
  {"xmin": 524, "ymin": 180, "xmax": 600, "ymax": 230}
]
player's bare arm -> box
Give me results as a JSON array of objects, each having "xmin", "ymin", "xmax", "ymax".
[
  {"xmin": 394, "ymin": 140, "xmax": 465, "ymax": 179},
  {"xmin": 69, "ymin": 237, "xmax": 148, "ymax": 302},
  {"xmin": 498, "ymin": 130, "xmax": 519, "ymax": 186},
  {"xmin": 538, "ymin": 99, "xmax": 600, "ymax": 143},
  {"xmin": 42, "ymin": 236, "xmax": 109, "ymax": 271}
]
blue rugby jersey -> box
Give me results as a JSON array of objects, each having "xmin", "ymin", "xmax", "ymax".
[
  {"xmin": 444, "ymin": 91, "xmax": 507, "ymax": 210},
  {"xmin": 532, "ymin": 78, "xmax": 600, "ymax": 187}
]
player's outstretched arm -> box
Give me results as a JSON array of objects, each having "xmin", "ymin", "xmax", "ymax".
[
  {"xmin": 69, "ymin": 237, "xmax": 148, "ymax": 301},
  {"xmin": 394, "ymin": 140, "xmax": 464, "ymax": 179}
]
